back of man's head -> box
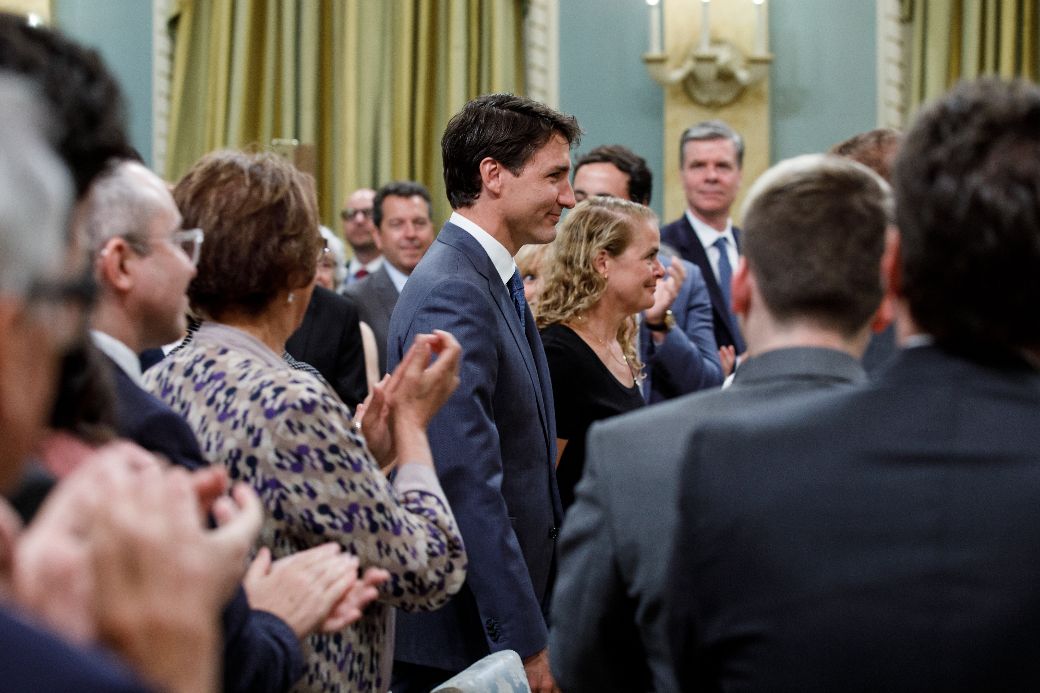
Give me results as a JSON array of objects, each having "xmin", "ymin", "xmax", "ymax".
[
  {"xmin": 441, "ymin": 93, "xmax": 581, "ymax": 209},
  {"xmin": 894, "ymin": 78, "xmax": 1040, "ymax": 357},
  {"xmin": 740, "ymin": 153, "xmax": 892, "ymax": 338},
  {"xmin": 574, "ymin": 144, "xmax": 653, "ymax": 204},
  {"xmin": 0, "ymin": 13, "xmax": 132, "ymax": 199}
]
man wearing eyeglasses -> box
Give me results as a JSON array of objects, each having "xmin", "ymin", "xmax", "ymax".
[{"xmin": 341, "ymin": 187, "xmax": 383, "ymax": 284}]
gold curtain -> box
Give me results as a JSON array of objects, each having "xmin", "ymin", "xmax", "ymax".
[
  {"xmin": 165, "ymin": 0, "xmax": 525, "ymax": 230},
  {"xmin": 905, "ymin": 0, "xmax": 1038, "ymax": 112}
]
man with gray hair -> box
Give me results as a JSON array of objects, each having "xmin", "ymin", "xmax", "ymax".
[
  {"xmin": 551, "ymin": 153, "xmax": 891, "ymax": 692},
  {"xmin": 660, "ymin": 120, "xmax": 747, "ymax": 357}
]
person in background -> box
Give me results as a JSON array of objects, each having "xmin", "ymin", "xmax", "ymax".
[
  {"xmin": 660, "ymin": 121, "xmax": 747, "ymax": 358},
  {"xmin": 345, "ymin": 181, "xmax": 436, "ymax": 376},
  {"xmin": 316, "ymin": 226, "xmax": 347, "ymax": 293},
  {"xmin": 535, "ymin": 197, "xmax": 662, "ymax": 510},
  {"xmin": 341, "ymin": 188, "xmax": 383, "ymax": 284}
]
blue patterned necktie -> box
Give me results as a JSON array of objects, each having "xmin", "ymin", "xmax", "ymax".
[
  {"xmin": 714, "ymin": 236, "xmax": 733, "ymax": 310},
  {"xmin": 508, "ymin": 269, "xmax": 527, "ymax": 331}
]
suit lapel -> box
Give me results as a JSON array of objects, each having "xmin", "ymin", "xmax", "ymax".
[
  {"xmin": 373, "ymin": 266, "xmax": 399, "ymax": 318},
  {"xmin": 438, "ymin": 224, "xmax": 554, "ymax": 454},
  {"xmin": 678, "ymin": 217, "xmax": 744, "ymax": 350}
]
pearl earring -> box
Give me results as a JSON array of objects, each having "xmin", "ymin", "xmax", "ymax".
[{"xmin": 287, "ymin": 292, "xmax": 295, "ymax": 304}]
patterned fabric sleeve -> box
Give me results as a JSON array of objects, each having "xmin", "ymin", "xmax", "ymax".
[{"xmin": 148, "ymin": 347, "xmax": 466, "ymax": 613}]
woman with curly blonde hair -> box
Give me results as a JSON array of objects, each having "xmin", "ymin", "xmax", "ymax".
[{"xmin": 535, "ymin": 196, "xmax": 664, "ymax": 509}]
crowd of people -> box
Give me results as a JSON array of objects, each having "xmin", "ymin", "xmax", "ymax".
[{"xmin": 1, "ymin": 12, "xmax": 1040, "ymax": 693}]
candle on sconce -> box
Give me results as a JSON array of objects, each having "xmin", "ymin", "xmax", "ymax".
[
  {"xmin": 646, "ymin": 0, "xmax": 662, "ymax": 54},
  {"xmin": 699, "ymin": 0, "xmax": 711, "ymax": 53},
  {"xmin": 753, "ymin": 0, "xmax": 767, "ymax": 55}
]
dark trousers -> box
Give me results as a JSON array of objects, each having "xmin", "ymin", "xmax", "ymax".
[{"xmin": 390, "ymin": 660, "xmax": 460, "ymax": 693}]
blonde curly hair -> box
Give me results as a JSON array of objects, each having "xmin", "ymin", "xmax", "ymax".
[{"xmin": 535, "ymin": 196, "xmax": 657, "ymax": 372}]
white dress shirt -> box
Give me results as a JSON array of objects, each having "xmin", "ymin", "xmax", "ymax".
[
  {"xmin": 686, "ymin": 210, "xmax": 739, "ymax": 284},
  {"xmin": 449, "ymin": 211, "xmax": 517, "ymax": 285}
]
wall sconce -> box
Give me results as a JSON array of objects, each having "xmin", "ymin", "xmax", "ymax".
[{"xmin": 643, "ymin": 0, "xmax": 772, "ymax": 108}]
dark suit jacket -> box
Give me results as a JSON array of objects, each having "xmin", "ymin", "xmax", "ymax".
[
  {"xmin": 389, "ymin": 221, "xmax": 562, "ymax": 672},
  {"xmin": 639, "ymin": 256, "xmax": 723, "ymax": 402},
  {"xmin": 343, "ymin": 264, "xmax": 399, "ymax": 376},
  {"xmin": 660, "ymin": 215, "xmax": 746, "ymax": 353},
  {"xmin": 286, "ymin": 285, "xmax": 367, "ymax": 409},
  {"xmin": 104, "ymin": 357, "xmax": 304, "ymax": 693},
  {"xmin": 0, "ymin": 606, "xmax": 150, "ymax": 691},
  {"xmin": 669, "ymin": 345, "xmax": 1040, "ymax": 692},
  {"xmin": 550, "ymin": 347, "xmax": 865, "ymax": 692}
]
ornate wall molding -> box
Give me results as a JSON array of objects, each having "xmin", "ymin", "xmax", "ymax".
[{"xmin": 524, "ymin": 0, "xmax": 559, "ymax": 107}]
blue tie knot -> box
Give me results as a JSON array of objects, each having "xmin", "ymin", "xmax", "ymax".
[{"xmin": 508, "ymin": 269, "xmax": 527, "ymax": 330}]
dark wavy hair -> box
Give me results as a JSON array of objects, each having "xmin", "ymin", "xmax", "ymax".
[{"xmin": 442, "ymin": 93, "xmax": 581, "ymax": 208}]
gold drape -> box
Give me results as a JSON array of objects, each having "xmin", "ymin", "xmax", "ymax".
[
  {"xmin": 165, "ymin": 0, "xmax": 525, "ymax": 229},
  {"xmin": 905, "ymin": 0, "xmax": 1038, "ymax": 112}
]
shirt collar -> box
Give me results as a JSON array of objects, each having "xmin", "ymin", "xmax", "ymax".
[
  {"xmin": 347, "ymin": 255, "xmax": 383, "ymax": 276},
  {"xmin": 686, "ymin": 209, "xmax": 735, "ymax": 250},
  {"xmin": 91, "ymin": 330, "xmax": 143, "ymax": 386},
  {"xmin": 449, "ymin": 211, "xmax": 516, "ymax": 285},
  {"xmin": 383, "ymin": 261, "xmax": 409, "ymax": 293}
]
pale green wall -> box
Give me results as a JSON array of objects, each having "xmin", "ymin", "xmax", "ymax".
[
  {"xmin": 53, "ymin": 0, "xmax": 153, "ymax": 166},
  {"xmin": 558, "ymin": 0, "xmax": 665, "ymax": 217},
  {"xmin": 560, "ymin": 0, "xmax": 878, "ymax": 204}
]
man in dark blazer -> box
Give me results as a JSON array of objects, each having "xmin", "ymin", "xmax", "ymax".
[
  {"xmin": 666, "ymin": 79, "xmax": 1040, "ymax": 691},
  {"xmin": 550, "ymin": 153, "xmax": 892, "ymax": 691},
  {"xmin": 345, "ymin": 180, "xmax": 435, "ymax": 376},
  {"xmin": 285, "ymin": 284, "xmax": 367, "ymax": 409},
  {"xmin": 660, "ymin": 120, "xmax": 747, "ymax": 355},
  {"xmin": 388, "ymin": 94, "xmax": 580, "ymax": 693},
  {"xmin": 572, "ymin": 144, "xmax": 723, "ymax": 399}
]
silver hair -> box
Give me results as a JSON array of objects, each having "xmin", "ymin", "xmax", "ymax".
[
  {"xmin": 679, "ymin": 120, "xmax": 745, "ymax": 168},
  {"xmin": 78, "ymin": 159, "xmax": 170, "ymax": 257},
  {"xmin": 319, "ymin": 225, "xmax": 347, "ymax": 290},
  {"xmin": 0, "ymin": 76, "xmax": 72, "ymax": 295}
]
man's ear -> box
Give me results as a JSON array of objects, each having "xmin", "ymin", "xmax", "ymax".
[
  {"xmin": 731, "ymin": 256, "xmax": 751, "ymax": 317},
  {"xmin": 479, "ymin": 157, "xmax": 505, "ymax": 197},
  {"xmin": 96, "ymin": 237, "xmax": 135, "ymax": 293}
]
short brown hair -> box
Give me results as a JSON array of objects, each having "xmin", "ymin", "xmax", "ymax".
[
  {"xmin": 740, "ymin": 154, "xmax": 891, "ymax": 338},
  {"xmin": 173, "ymin": 150, "xmax": 321, "ymax": 319}
]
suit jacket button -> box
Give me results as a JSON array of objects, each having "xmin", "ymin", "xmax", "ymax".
[{"xmin": 549, "ymin": 526, "xmax": 559, "ymax": 540}]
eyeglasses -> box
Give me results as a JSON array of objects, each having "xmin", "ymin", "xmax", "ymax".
[
  {"xmin": 341, "ymin": 207, "xmax": 374, "ymax": 221},
  {"xmin": 172, "ymin": 228, "xmax": 204, "ymax": 266}
]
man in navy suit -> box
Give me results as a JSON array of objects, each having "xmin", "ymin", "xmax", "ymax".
[
  {"xmin": 660, "ymin": 120, "xmax": 747, "ymax": 357},
  {"xmin": 572, "ymin": 144, "xmax": 722, "ymax": 399},
  {"xmin": 389, "ymin": 93, "xmax": 580, "ymax": 693},
  {"xmin": 667, "ymin": 79, "xmax": 1040, "ymax": 690}
]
